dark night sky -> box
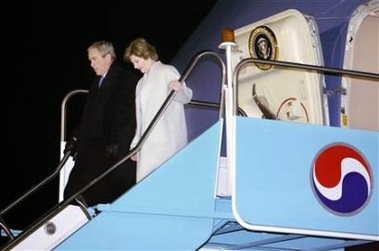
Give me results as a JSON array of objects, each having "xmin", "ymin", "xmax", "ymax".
[{"xmin": 4, "ymin": 1, "xmax": 217, "ymax": 228}]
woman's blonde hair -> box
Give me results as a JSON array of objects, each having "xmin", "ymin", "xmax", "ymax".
[{"xmin": 123, "ymin": 38, "xmax": 159, "ymax": 62}]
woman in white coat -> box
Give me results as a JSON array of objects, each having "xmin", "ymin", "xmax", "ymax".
[{"xmin": 124, "ymin": 37, "xmax": 193, "ymax": 182}]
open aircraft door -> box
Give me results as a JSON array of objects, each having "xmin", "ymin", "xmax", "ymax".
[
  {"xmin": 341, "ymin": 0, "xmax": 379, "ymax": 131},
  {"xmin": 231, "ymin": 9, "xmax": 328, "ymax": 125}
]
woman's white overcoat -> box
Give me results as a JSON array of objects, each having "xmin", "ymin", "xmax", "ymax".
[{"xmin": 130, "ymin": 61, "xmax": 193, "ymax": 182}]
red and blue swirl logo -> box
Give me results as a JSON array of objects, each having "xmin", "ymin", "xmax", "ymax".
[{"xmin": 311, "ymin": 144, "xmax": 372, "ymax": 215}]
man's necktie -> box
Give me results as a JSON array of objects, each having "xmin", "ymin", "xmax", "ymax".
[{"xmin": 98, "ymin": 76, "xmax": 105, "ymax": 87}]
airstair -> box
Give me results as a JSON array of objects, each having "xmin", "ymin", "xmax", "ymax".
[{"xmin": 1, "ymin": 13, "xmax": 378, "ymax": 250}]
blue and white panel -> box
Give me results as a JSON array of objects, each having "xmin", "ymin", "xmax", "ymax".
[{"xmin": 232, "ymin": 116, "xmax": 378, "ymax": 241}]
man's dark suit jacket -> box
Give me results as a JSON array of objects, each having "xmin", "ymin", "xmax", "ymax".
[{"xmin": 64, "ymin": 61, "xmax": 138, "ymax": 206}]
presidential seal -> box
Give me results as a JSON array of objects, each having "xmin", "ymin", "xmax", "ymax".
[{"xmin": 248, "ymin": 25, "xmax": 278, "ymax": 70}]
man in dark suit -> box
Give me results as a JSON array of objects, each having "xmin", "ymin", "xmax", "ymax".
[{"xmin": 63, "ymin": 41, "xmax": 138, "ymax": 207}]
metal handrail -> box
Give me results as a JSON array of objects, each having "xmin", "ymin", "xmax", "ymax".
[
  {"xmin": 59, "ymin": 50, "xmax": 227, "ymax": 214},
  {"xmin": 0, "ymin": 50, "xmax": 226, "ymax": 249},
  {"xmin": 60, "ymin": 89, "xmax": 89, "ymax": 142},
  {"xmin": 233, "ymin": 58, "xmax": 379, "ymax": 115}
]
